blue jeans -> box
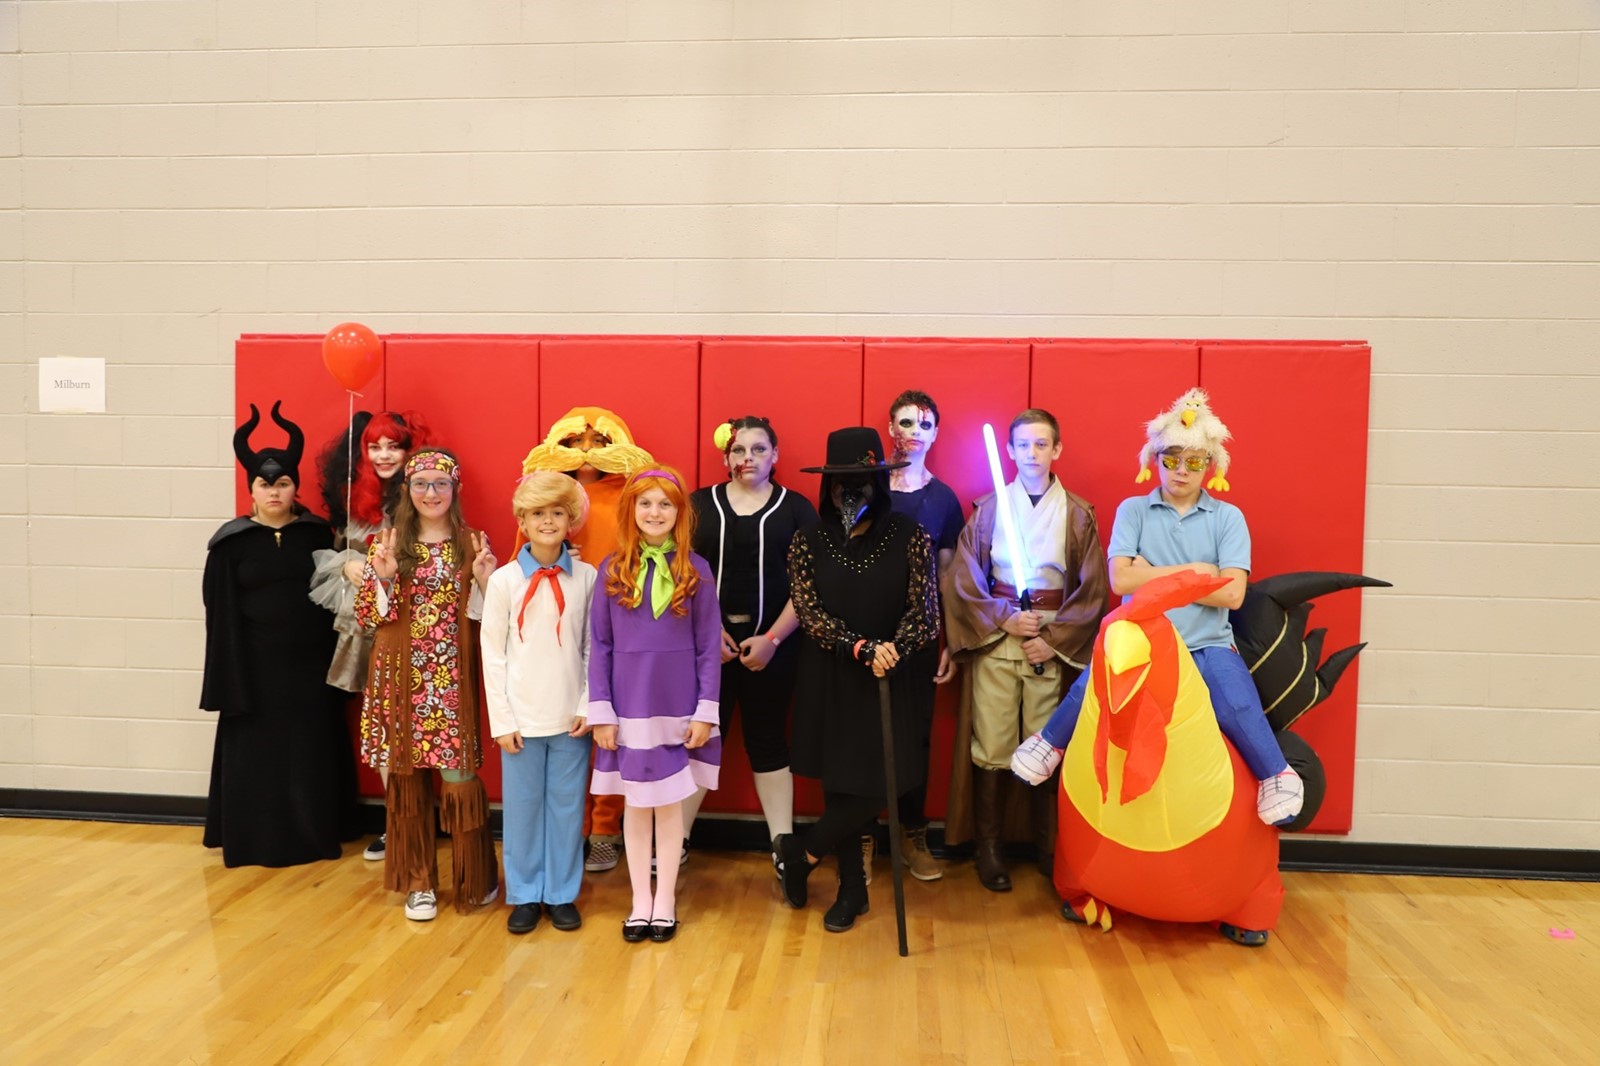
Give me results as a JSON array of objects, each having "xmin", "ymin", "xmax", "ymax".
[
  {"xmin": 501, "ymin": 731, "xmax": 592, "ymax": 906},
  {"xmin": 1038, "ymin": 646, "xmax": 1287, "ymax": 780}
]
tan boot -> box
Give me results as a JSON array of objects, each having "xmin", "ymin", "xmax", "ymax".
[
  {"xmin": 972, "ymin": 768, "xmax": 1013, "ymax": 892},
  {"xmin": 901, "ymin": 825, "xmax": 943, "ymax": 881}
]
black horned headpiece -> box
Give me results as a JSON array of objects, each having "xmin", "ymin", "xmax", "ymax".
[{"xmin": 233, "ymin": 401, "xmax": 305, "ymax": 486}]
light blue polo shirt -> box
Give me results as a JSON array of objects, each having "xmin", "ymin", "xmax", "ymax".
[{"xmin": 1106, "ymin": 488, "xmax": 1251, "ymax": 651}]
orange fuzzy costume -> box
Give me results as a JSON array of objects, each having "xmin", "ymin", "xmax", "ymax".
[
  {"xmin": 520, "ymin": 407, "xmax": 655, "ymax": 840},
  {"xmin": 1054, "ymin": 569, "xmax": 1283, "ymax": 934}
]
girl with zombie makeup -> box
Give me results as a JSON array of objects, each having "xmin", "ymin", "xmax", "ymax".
[
  {"xmin": 587, "ymin": 467, "xmax": 722, "ymax": 943},
  {"xmin": 685, "ymin": 416, "xmax": 819, "ymax": 860},
  {"xmin": 356, "ymin": 448, "xmax": 500, "ymax": 921},
  {"xmin": 882, "ymin": 389, "xmax": 965, "ymax": 883},
  {"xmin": 202, "ymin": 403, "xmax": 359, "ymax": 868},
  {"xmin": 776, "ymin": 428, "xmax": 940, "ymax": 934}
]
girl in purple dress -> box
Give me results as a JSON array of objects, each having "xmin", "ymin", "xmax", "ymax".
[{"xmin": 588, "ymin": 467, "xmax": 722, "ymax": 943}]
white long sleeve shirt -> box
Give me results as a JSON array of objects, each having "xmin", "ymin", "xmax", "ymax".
[{"xmin": 480, "ymin": 545, "xmax": 596, "ymax": 739}]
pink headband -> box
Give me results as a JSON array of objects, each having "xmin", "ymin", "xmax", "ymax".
[{"xmin": 634, "ymin": 469, "xmax": 680, "ymax": 487}]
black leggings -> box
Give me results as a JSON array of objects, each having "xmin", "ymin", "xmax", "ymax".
[
  {"xmin": 803, "ymin": 791, "xmax": 883, "ymax": 858},
  {"xmin": 718, "ymin": 621, "xmax": 798, "ymax": 773}
]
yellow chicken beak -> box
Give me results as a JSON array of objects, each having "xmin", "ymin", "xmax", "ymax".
[
  {"xmin": 1181, "ymin": 409, "xmax": 1196, "ymax": 428},
  {"xmin": 1105, "ymin": 620, "xmax": 1151, "ymax": 674},
  {"xmin": 1103, "ymin": 620, "xmax": 1153, "ymax": 716}
]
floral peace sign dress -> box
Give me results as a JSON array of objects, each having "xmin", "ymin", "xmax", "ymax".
[{"xmin": 355, "ymin": 539, "xmax": 484, "ymax": 772}]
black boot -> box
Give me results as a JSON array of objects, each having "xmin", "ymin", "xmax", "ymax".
[
  {"xmin": 824, "ymin": 834, "xmax": 870, "ymax": 933},
  {"xmin": 972, "ymin": 767, "xmax": 1013, "ymax": 892},
  {"xmin": 1030, "ymin": 770, "xmax": 1060, "ymax": 879}
]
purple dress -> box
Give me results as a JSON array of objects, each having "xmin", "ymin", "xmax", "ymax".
[{"xmin": 587, "ymin": 551, "xmax": 723, "ymax": 806}]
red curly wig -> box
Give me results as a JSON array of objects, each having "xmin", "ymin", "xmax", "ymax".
[{"xmin": 350, "ymin": 411, "xmax": 430, "ymax": 527}]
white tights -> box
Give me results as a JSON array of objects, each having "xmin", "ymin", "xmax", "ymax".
[{"xmin": 623, "ymin": 801, "xmax": 684, "ymax": 923}]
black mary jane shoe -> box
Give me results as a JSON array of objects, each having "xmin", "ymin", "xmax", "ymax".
[
  {"xmin": 507, "ymin": 903, "xmax": 541, "ymax": 935},
  {"xmin": 648, "ymin": 918, "xmax": 678, "ymax": 943},
  {"xmin": 622, "ymin": 918, "xmax": 651, "ymax": 943}
]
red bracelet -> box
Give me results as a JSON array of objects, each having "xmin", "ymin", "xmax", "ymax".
[
  {"xmin": 768, "ymin": 632, "xmax": 782, "ymax": 646},
  {"xmin": 853, "ymin": 639, "xmax": 866, "ymax": 659}
]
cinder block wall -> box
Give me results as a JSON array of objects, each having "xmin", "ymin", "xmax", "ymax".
[{"xmin": 4, "ymin": 0, "xmax": 1596, "ymax": 849}]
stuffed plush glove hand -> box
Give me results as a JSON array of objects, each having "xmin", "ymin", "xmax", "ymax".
[{"xmin": 1010, "ymin": 732, "xmax": 1063, "ymax": 785}]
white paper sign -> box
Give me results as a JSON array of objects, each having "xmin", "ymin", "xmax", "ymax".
[{"xmin": 39, "ymin": 358, "xmax": 106, "ymax": 413}]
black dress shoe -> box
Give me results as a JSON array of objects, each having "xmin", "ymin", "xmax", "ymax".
[
  {"xmin": 648, "ymin": 919, "xmax": 678, "ymax": 943},
  {"xmin": 507, "ymin": 903, "xmax": 541, "ymax": 935},
  {"xmin": 547, "ymin": 902, "xmax": 582, "ymax": 931},
  {"xmin": 622, "ymin": 919, "xmax": 650, "ymax": 943}
]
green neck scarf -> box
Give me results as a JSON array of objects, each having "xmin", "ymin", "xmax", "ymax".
[{"xmin": 637, "ymin": 538, "xmax": 677, "ymax": 619}]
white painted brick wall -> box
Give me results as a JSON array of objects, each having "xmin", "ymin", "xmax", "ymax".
[{"xmin": 6, "ymin": 0, "xmax": 1597, "ymax": 851}]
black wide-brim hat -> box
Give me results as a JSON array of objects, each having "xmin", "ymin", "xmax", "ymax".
[{"xmin": 800, "ymin": 426, "xmax": 910, "ymax": 475}]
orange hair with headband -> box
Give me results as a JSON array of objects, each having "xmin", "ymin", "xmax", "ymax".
[{"xmin": 604, "ymin": 466, "xmax": 700, "ymax": 616}]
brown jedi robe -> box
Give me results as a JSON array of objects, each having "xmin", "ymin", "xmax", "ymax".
[{"xmin": 941, "ymin": 485, "xmax": 1111, "ymax": 845}]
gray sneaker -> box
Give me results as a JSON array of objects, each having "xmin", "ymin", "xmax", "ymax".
[{"xmin": 404, "ymin": 890, "xmax": 437, "ymax": 921}]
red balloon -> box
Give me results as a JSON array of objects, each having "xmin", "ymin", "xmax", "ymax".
[{"xmin": 322, "ymin": 322, "xmax": 383, "ymax": 392}]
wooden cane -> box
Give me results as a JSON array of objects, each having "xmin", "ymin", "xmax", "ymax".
[{"xmin": 877, "ymin": 674, "xmax": 910, "ymax": 957}]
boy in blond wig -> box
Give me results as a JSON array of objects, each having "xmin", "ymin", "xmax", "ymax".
[{"xmin": 481, "ymin": 471, "xmax": 598, "ymax": 935}]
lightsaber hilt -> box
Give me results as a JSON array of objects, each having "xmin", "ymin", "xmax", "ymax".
[{"xmin": 1019, "ymin": 588, "xmax": 1044, "ymax": 676}]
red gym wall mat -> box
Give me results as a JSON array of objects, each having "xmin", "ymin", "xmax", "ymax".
[{"xmin": 235, "ymin": 333, "xmax": 1372, "ymax": 833}]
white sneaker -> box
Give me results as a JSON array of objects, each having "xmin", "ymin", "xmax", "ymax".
[
  {"xmin": 1257, "ymin": 767, "xmax": 1305, "ymax": 826},
  {"xmin": 362, "ymin": 834, "xmax": 386, "ymax": 861},
  {"xmin": 473, "ymin": 885, "xmax": 499, "ymax": 908},
  {"xmin": 404, "ymin": 890, "xmax": 438, "ymax": 921},
  {"xmin": 1010, "ymin": 734, "xmax": 1063, "ymax": 786}
]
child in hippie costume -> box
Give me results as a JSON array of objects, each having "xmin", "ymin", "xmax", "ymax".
[
  {"xmin": 588, "ymin": 467, "xmax": 722, "ymax": 943},
  {"xmin": 357, "ymin": 448, "xmax": 499, "ymax": 920}
]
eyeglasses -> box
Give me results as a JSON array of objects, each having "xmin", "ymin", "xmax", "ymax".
[
  {"xmin": 896, "ymin": 417, "xmax": 935, "ymax": 432},
  {"xmin": 409, "ymin": 478, "xmax": 455, "ymax": 496},
  {"xmin": 1159, "ymin": 454, "xmax": 1209, "ymax": 473}
]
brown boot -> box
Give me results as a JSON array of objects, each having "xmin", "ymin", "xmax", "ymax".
[
  {"xmin": 972, "ymin": 767, "xmax": 1012, "ymax": 892},
  {"xmin": 1029, "ymin": 771, "xmax": 1060, "ymax": 879}
]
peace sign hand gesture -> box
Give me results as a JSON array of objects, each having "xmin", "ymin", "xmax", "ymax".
[
  {"xmin": 370, "ymin": 528, "xmax": 399, "ymax": 581},
  {"xmin": 470, "ymin": 531, "xmax": 496, "ymax": 588}
]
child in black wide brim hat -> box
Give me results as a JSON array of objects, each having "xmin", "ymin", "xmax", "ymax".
[{"xmin": 802, "ymin": 427, "xmax": 909, "ymax": 538}]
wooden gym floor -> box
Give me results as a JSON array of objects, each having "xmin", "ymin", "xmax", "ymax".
[{"xmin": 2, "ymin": 818, "xmax": 1596, "ymax": 1065}]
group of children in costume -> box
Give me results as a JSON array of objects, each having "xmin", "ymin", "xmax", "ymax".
[{"xmin": 205, "ymin": 389, "xmax": 1304, "ymax": 946}]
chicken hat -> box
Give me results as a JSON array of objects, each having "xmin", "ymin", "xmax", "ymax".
[{"xmin": 1135, "ymin": 387, "xmax": 1234, "ymax": 492}]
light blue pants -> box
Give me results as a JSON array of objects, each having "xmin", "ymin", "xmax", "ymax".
[
  {"xmin": 501, "ymin": 731, "xmax": 591, "ymax": 906},
  {"xmin": 1040, "ymin": 645, "xmax": 1288, "ymax": 780}
]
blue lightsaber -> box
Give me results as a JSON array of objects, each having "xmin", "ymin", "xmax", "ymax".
[{"xmin": 982, "ymin": 423, "xmax": 1045, "ymax": 676}]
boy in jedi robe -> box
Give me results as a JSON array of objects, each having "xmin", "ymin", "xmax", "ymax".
[{"xmin": 943, "ymin": 409, "xmax": 1110, "ymax": 893}]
